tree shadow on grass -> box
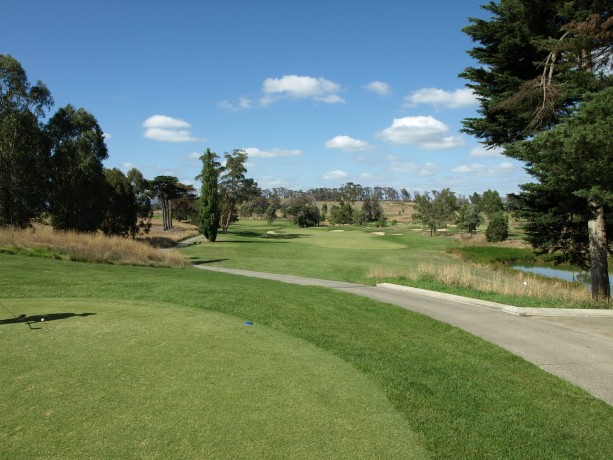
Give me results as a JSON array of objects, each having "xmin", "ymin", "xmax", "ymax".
[
  {"xmin": 0, "ymin": 312, "xmax": 96, "ymax": 329},
  {"xmin": 143, "ymin": 237, "xmax": 178, "ymax": 248},
  {"xmin": 229, "ymin": 230, "xmax": 308, "ymax": 240},
  {"xmin": 263, "ymin": 233, "xmax": 307, "ymax": 240},
  {"xmin": 192, "ymin": 259, "xmax": 229, "ymax": 265}
]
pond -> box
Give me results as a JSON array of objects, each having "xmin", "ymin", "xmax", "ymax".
[{"xmin": 513, "ymin": 265, "xmax": 613, "ymax": 286}]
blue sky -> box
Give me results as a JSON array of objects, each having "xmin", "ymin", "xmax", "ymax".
[{"xmin": 2, "ymin": 0, "xmax": 530, "ymax": 197}]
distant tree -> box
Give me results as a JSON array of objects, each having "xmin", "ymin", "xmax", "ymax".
[
  {"xmin": 47, "ymin": 105, "xmax": 108, "ymax": 232},
  {"xmin": 0, "ymin": 54, "xmax": 53, "ymax": 227},
  {"xmin": 321, "ymin": 203, "xmax": 328, "ymax": 222},
  {"xmin": 127, "ymin": 167, "xmax": 152, "ymax": 234},
  {"xmin": 100, "ymin": 168, "xmax": 138, "ymax": 237},
  {"xmin": 432, "ymin": 188, "xmax": 459, "ymax": 233},
  {"xmin": 219, "ymin": 150, "xmax": 258, "ymax": 233},
  {"xmin": 486, "ymin": 212, "xmax": 509, "ymax": 242},
  {"xmin": 285, "ymin": 194, "xmax": 320, "ymax": 227},
  {"xmin": 458, "ymin": 204, "xmax": 482, "ymax": 235},
  {"xmin": 173, "ymin": 183, "xmax": 198, "ymax": 222},
  {"xmin": 150, "ymin": 175, "xmax": 181, "ymax": 231},
  {"xmin": 413, "ymin": 192, "xmax": 437, "ymax": 235},
  {"xmin": 479, "ymin": 189, "xmax": 504, "ymax": 219},
  {"xmin": 469, "ymin": 192, "xmax": 481, "ymax": 207},
  {"xmin": 329, "ymin": 202, "xmax": 354, "ymax": 225},
  {"xmin": 401, "ymin": 188, "xmax": 411, "ymax": 202},
  {"xmin": 265, "ymin": 205, "xmax": 277, "ymax": 225},
  {"xmin": 414, "ymin": 189, "xmax": 458, "ymax": 235},
  {"xmin": 340, "ymin": 182, "xmax": 362, "ymax": 203},
  {"xmin": 361, "ymin": 196, "xmax": 383, "ymax": 222},
  {"xmin": 196, "ymin": 149, "xmax": 221, "ymax": 241}
]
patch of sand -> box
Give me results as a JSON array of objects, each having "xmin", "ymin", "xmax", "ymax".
[
  {"xmin": 266, "ymin": 231, "xmax": 276, "ymax": 234},
  {"xmin": 372, "ymin": 232, "xmax": 385, "ymax": 236},
  {"xmin": 330, "ymin": 230, "xmax": 345, "ymax": 232}
]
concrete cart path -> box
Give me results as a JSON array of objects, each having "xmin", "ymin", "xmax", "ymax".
[{"xmin": 195, "ymin": 265, "xmax": 613, "ymax": 406}]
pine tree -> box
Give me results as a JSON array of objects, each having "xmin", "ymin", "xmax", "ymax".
[{"xmin": 461, "ymin": 0, "xmax": 612, "ymax": 299}]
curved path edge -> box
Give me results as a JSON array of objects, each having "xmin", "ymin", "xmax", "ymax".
[{"xmin": 195, "ymin": 265, "xmax": 613, "ymax": 406}]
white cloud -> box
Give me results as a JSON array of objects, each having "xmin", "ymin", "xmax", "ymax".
[
  {"xmin": 142, "ymin": 115, "xmax": 202, "ymax": 142},
  {"xmin": 386, "ymin": 155, "xmax": 438, "ymax": 176},
  {"xmin": 260, "ymin": 75, "xmax": 344, "ymax": 105},
  {"xmin": 404, "ymin": 87, "xmax": 478, "ymax": 109},
  {"xmin": 452, "ymin": 161, "xmax": 516, "ymax": 176},
  {"xmin": 419, "ymin": 162, "xmax": 439, "ymax": 176},
  {"xmin": 469, "ymin": 145, "xmax": 504, "ymax": 158},
  {"xmin": 376, "ymin": 116, "xmax": 465, "ymax": 150},
  {"xmin": 451, "ymin": 164, "xmax": 486, "ymax": 174},
  {"xmin": 103, "ymin": 132, "xmax": 112, "ymax": 140},
  {"xmin": 143, "ymin": 115, "xmax": 191, "ymax": 129},
  {"xmin": 322, "ymin": 170, "xmax": 348, "ymax": 181},
  {"xmin": 491, "ymin": 161, "xmax": 515, "ymax": 173},
  {"xmin": 218, "ymin": 97, "xmax": 253, "ymax": 111},
  {"xmin": 244, "ymin": 147, "xmax": 302, "ymax": 158},
  {"xmin": 325, "ymin": 135, "xmax": 372, "ymax": 152},
  {"xmin": 363, "ymin": 81, "xmax": 391, "ymax": 96}
]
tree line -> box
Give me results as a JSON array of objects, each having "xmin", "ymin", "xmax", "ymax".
[{"xmin": 0, "ymin": 54, "xmax": 205, "ymax": 237}]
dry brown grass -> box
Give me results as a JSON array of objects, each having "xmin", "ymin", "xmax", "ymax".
[
  {"xmin": 136, "ymin": 219, "xmax": 200, "ymax": 248},
  {"xmin": 0, "ymin": 225, "xmax": 190, "ymax": 267},
  {"xmin": 368, "ymin": 262, "xmax": 593, "ymax": 305}
]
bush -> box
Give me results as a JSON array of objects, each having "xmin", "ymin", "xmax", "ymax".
[{"xmin": 485, "ymin": 212, "xmax": 509, "ymax": 242}]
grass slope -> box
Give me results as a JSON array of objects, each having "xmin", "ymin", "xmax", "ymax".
[
  {"xmin": 1, "ymin": 255, "xmax": 613, "ymax": 458},
  {"xmin": 1, "ymin": 299, "xmax": 423, "ymax": 459}
]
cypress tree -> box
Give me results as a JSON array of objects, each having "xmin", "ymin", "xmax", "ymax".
[{"xmin": 197, "ymin": 148, "xmax": 221, "ymax": 242}]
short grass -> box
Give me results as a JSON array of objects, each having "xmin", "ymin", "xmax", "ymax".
[
  {"xmin": 1, "ymin": 298, "xmax": 422, "ymax": 459},
  {"xmin": 2, "ymin": 254, "xmax": 613, "ymax": 459},
  {"xmin": 181, "ymin": 219, "xmax": 602, "ymax": 308},
  {"xmin": 181, "ymin": 219, "xmax": 460, "ymax": 282}
]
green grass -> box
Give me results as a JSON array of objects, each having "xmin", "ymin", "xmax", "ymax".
[
  {"xmin": 182, "ymin": 220, "xmax": 608, "ymax": 308},
  {"xmin": 181, "ymin": 220, "xmax": 460, "ymax": 282},
  {"xmin": 448, "ymin": 246, "xmax": 537, "ymax": 265},
  {"xmin": 1, "ymin": 298, "xmax": 422, "ymax": 459},
  {"xmin": 2, "ymin": 254, "xmax": 613, "ymax": 458}
]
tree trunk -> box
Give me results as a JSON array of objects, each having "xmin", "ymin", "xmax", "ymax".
[{"xmin": 588, "ymin": 204, "xmax": 610, "ymax": 301}]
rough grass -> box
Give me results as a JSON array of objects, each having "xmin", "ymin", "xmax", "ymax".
[
  {"xmin": 136, "ymin": 217, "xmax": 200, "ymax": 248},
  {"xmin": 368, "ymin": 262, "xmax": 600, "ymax": 308},
  {"xmin": 0, "ymin": 226, "xmax": 189, "ymax": 267}
]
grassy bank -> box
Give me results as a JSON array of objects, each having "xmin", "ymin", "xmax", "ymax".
[{"xmin": 1, "ymin": 254, "xmax": 613, "ymax": 458}]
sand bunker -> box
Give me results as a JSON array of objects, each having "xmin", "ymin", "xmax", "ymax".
[
  {"xmin": 266, "ymin": 231, "xmax": 276, "ymax": 234},
  {"xmin": 372, "ymin": 232, "xmax": 385, "ymax": 236},
  {"xmin": 330, "ymin": 230, "xmax": 345, "ymax": 232}
]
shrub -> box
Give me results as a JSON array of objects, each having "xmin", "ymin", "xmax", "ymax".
[{"xmin": 486, "ymin": 212, "xmax": 509, "ymax": 242}]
